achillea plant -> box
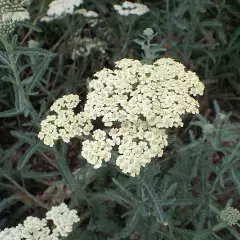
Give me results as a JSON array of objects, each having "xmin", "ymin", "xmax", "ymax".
[{"xmin": 38, "ymin": 58, "xmax": 204, "ymax": 176}]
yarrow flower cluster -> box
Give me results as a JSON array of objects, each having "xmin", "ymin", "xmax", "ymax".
[
  {"xmin": 113, "ymin": 1, "xmax": 150, "ymax": 16},
  {"xmin": 83, "ymin": 58, "xmax": 204, "ymax": 175},
  {"xmin": 39, "ymin": 58, "xmax": 204, "ymax": 176},
  {"xmin": 0, "ymin": 203, "xmax": 80, "ymax": 240},
  {"xmin": 75, "ymin": 8, "xmax": 99, "ymax": 18},
  {"xmin": 0, "ymin": 0, "xmax": 25, "ymax": 12},
  {"xmin": 74, "ymin": 8, "xmax": 101, "ymax": 27},
  {"xmin": 0, "ymin": 0, "xmax": 29, "ymax": 36},
  {"xmin": 38, "ymin": 94, "xmax": 93, "ymax": 147},
  {"xmin": 0, "ymin": 19, "xmax": 15, "ymax": 36},
  {"xmin": 82, "ymin": 130, "xmax": 114, "ymax": 169},
  {"xmin": 40, "ymin": 0, "xmax": 82, "ymax": 22},
  {"xmin": 220, "ymin": 206, "xmax": 240, "ymax": 226},
  {"xmin": 2, "ymin": 10, "xmax": 30, "ymax": 22},
  {"xmin": 143, "ymin": 28, "xmax": 154, "ymax": 37}
]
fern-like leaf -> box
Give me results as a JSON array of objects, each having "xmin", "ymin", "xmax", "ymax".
[
  {"xmin": 10, "ymin": 130, "xmax": 38, "ymax": 145},
  {"xmin": 28, "ymin": 57, "xmax": 51, "ymax": 93},
  {"xmin": 143, "ymin": 182, "xmax": 165, "ymax": 223},
  {"xmin": 112, "ymin": 178, "xmax": 136, "ymax": 203},
  {"xmin": 0, "ymin": 51, "xmax": 11, "ymax": 67},
  {"xmin": 15, "ymin": 47, "xmax": 55, "ymax": 58},
  {"xmin": 15, "ymin": 21, "xmax": 42, "ymax": 32},
  {"xmin": 89, "ymin": 219, "xmax": 122, "ymax": 236},
  {"xmin": 0, "ymin": 108, "xmax": 23, "ymax": 118},
  {"xmin": 17, "ymin": 142, "xmax": 41, "ymax": 170},
  {"xmin": 21, "ymin": 170, "xmax": 60, "ymax": 179},
  {"xmin": 102, "ymin": 190, "xmax": 131, "ymax": 209},
  {"xmin": 111, "ymin": 208, "xmax": 140, "ymax": 240}
]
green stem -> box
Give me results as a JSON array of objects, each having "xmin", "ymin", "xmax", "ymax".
[{"xmin": 119, "ymin": 17, "xmax": 136, "ymax": 58}]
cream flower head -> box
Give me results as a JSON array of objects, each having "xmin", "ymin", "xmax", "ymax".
[
  {"xmin": 220, "ymin": 206, "xmax": 240, "ymax": 226},
  {"xmin": 0, "ymin": 203, "xmax": 80, "ymax": 239},
  {"xmin": 40, "ymin": 0, "xmax": 83, "ymax": 22},
  {"xmin": 113, "ymin": 1, "xmax": 150, "ymax": 16},
  {"xmin": 39, "ymin": 58, "xmax": 204, "ymax": 176}
]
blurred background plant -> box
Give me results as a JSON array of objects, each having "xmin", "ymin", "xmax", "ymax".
[{"xmin": 0, "ymin": 0, "xmax": 240, "ymax": 239}]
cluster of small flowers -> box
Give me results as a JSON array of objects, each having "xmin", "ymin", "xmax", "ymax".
[
  {"xmin": 113, "ymin": 1, "xmax": 150, "ymax": 16},
  {"xmin": 0, "ymin": 203, "xmax": 80, "ymax": 240},
  {"xmin": 75, "ymin": 8, "xmax": 99, "ymax": 18},
  {"xmin": 0, "ymin": 0, "xmax": 24, "ymax": 12},
  {"xmin": 143, "ymin": 28, "xmax": 155, "ymax": 37},
  {"xmin": 111, "ymin": 121, "xmax": 168, "ymax": 175},
  {"xmin": 220, "ymin": 206, "xmax": 240, "ymax": 226},
  {"xmin": 0, "ymin": 19, "xmax": 15, "ymax": 36},
  {"xmin": 82, "ymin": 130, "xmax": 114, "ymax": 169},
  {"xmin": 82, "ymin": 58, "xmax": 204, "ymax": 176},
  {"xmin": 0, "ymin": 0, "xmax": 29, "ymax": 36},
  {"xmin": 40, "ymin": 0, "xmax": 82, "ymax": 22},
  {"xmin": 38, "ymin": 94, "xmax": 93, "ymax": 147},
  {"xmin": 39, "ymin": 58, "xmax": 204, "ymax": 176},
  {"xmin": 87, "ymin": 18, "xmax": 102, "ymax": 27},
  {"xmin": 75, "ymin": 8, "xmax": 101, "ymax": 27},
  {"xmin": 71, "ymin": 37, "xmax": 106, "ymax": 60},
  {"xmin": 2, "ymin": 10, "xmax": 30, "ymax": 22}
]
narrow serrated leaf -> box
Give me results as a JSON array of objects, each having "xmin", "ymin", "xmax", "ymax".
[
  {"xmin": 15, "ymin": 21, "xmax": 42, "ymax": 32},
  {"xmin": 17, "ymin": 142, "xmax": 41, "ymax": 170},
  {"xmin": 1, "ymin": 141, "xmax": 23, "ymax": 163},
  {"xmin": 143, "ymin": 182, "xmax": 165, "ymax": 223},
  {"xmin": 201, "ymin": 20, "xmax": 222, "ymax": 27},
  {"xmin": 0, "ymin": 108, "xmax": 23, "ymax": 118},
  {"xmin": 0, "ymin": 195, "xmax": 22, "ymax": 212},
  {"xmin": 28, "ymin": 57, "xmax": 51, "ymax": 93},
  {"xmin": 11, "ymin": 130, "xmax": 37, "ymax": 144},
  {"xmin": 229, "ymin": 25, "xmax": 240, "ymax": 48},
  {"xmin": 0, "ymin": 51, "xmax": 11, "ymax": 67},
  {"xmin": 230, "ymin": 168, "xmax": 240, "ymax": 192},
  {"xmin": 21, "ymin": 171, "xmax": 60, "ymax": 179},
  {"xmin": 54, "ymin": 150, "xmax": 77, "ymax": 191},
  {"xmin": 15, "ymin": 47, "xmax": 55, "ymax": 57}
]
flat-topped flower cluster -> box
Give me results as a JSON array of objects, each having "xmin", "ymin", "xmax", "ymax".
[
  {"xmin": 0, "ymin": 203, "xmax": 80, "ymax": 240},
  {"xmin": 38, "ymin": 94, "xmax": 93, "ymax": 147},
  {"xmin": 113, "ymin": 1, "xmax": 150, "ymax": 16},
  {"xmin": 38, "ymin": 58, "xmax": 204, "ymax": 176},
  {"xmin": 220, "ymin": 206, "xmax": 240, "ymax": 226},
  {"xmin": 0, "ymin": 0, "xmax": 25, "ymax": 12},
  {"xmin": 0, "ymin": 0, "xmax": 29, "ymax": 36},
  {"xmin": 40, "ymin": 0, "xmax": 83, "ymax": 22}
]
